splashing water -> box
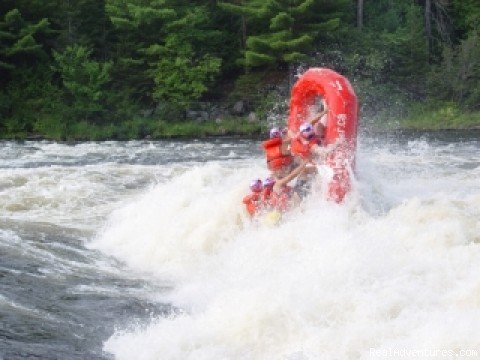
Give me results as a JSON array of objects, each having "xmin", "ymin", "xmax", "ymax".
[{"xmin": 85, "ymin": 133, "xmax": 480, "ymax": 359}]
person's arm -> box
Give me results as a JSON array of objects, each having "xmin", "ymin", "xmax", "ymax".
[
  {"xmin": 273, "ymin": 161, "xmax": 307, "ymax": 191},
  {"xmin": 310, "ymin": 102, "xmax": 329, "ymax": 126},
  {"xmin": 310, "ymin": 111, "xmax": 327, "ymax": 126},
  {"xmin": 280, "ymin": 138, "xmax": 291, "ymax": 155},
  {"xmin": 287, "ymin": 128, "xmax": 297, "ymax": 140}
]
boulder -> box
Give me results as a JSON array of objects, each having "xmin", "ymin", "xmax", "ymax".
[
  {"xmin": 233, "ymin": 100, "xmax": 245, "ymax": 114},
  {"xmin": 186, "ymin": 110, "xmax": 198, "ymax": 119},
  {"xmin": 199, "ymin": 111, "xmax": 209, "ymax": 121}
]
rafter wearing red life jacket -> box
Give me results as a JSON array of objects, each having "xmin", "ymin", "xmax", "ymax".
[
  {"xmin": 243, "ymin": 179, "xmax": 264, "ymax": 217},
  {"xmin": 269, "ymin": 185, "xmax": 293, "ymax": 212},
  {"xmin": 290, "ymin": 123, "xmax": 321, "ymax": 160},
  {"xmin": 291, "ymin": 136, "xmax": 321, "ymax": 159},
  {"xmin": 261, "ymin": 176, "xmax": 275, "ymax": 210},
  {"xmin": 243, "ymin": 193, "xmax": 262, "ymax": 216},
  {"xmin": 262, "ymin": 137, "xmax": 293, "ymax": 171}
]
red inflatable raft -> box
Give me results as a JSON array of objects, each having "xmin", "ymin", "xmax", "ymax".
[{"xmin": 288, "ymin": 68, "xmax": 359, "ymax": 202}]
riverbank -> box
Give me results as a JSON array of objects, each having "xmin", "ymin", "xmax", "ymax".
[
  {"xmin": 2, "ymin": 103, "xmax": 479, "ymax": 141},
  {"xmin": 373, "ymin": 102, "xmax": 480, "ymax": 131},
  {"xmin": 1, "ymin": 117, "xmax": 264, "ymax": 141}
]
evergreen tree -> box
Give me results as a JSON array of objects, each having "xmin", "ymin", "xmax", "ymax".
[
  {"xmin": 106, "ymin": 1, "xmax": 226, "ymax": 110},
  {"xmin": 53, "ymin": 45, "xmax": 112, "ymax": 123},
  {"xmin": 0, "ymin": 8, "xmax": 51, "ymax": 84},
  {"xmin": 385, "ymin": 4, "xmax": 428, "ymax": 81},
  {"xmin": 0, "ymin": 7, "xmax": 55, "ymax": 135},
  {"xmin": 349, "ymin": 1, "xmax": 428, "ymax": 89},
  {"xmin": 219, "ymin": 0, "xmax": 349, "ymax": 69},
  {"xmin": 55, "ymin": 0, "xmax": 112, "ymax": 59},
  {"xmin": 146, "ymin": 4, "xmax": 222, "ymax": 108},
  {"xmin": 105, "ymin": 0, "xmax": 176, "ymax": 102},
  {"xmin": 451, "ymin": 0, "xmax": 480, "ymax": 38},
  {"xmin": 428, "ymin": 30, "xmax": 480, "ymax": 109}
]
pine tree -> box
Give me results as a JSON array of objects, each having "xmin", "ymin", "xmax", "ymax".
[
  {"xmin": 451, "ymin": 0, "xmax": 480, "ymax": 38},
  {"xmin": 0, "ymin": 8, "xmax": 51, "ymax": 83},
  {"xmin": 53, "ymin": 45, "xmax": 112, "ymax": 123},
  {"xmin": 219, "ymin": 0, "xmax": 348, "ymax": 69},
  {"xmin": 106, "ymin": 0, "xmax": 224, "ymax": 110},
  {"xmin": 105, "ymin": 0, "xmax": 176, "ymax": 102},
  {"xmin": 146, "ymin": 4, "xmax": 222, "ymax": 108}
]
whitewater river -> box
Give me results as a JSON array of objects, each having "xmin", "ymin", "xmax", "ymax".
[{"xmin": 1, "ymin": 132, "xmax": 479, "ymax": 359}]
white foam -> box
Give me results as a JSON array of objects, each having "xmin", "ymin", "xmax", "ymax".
[
  {"xmin": 0, "ymin": 163, "xmax": 181, "ymax": 230},
  {"xmin": 5, "ymin": 139, "xmax": 479, "ymax": 359},
  {"xmin": 91, "ymin": 162, "xmax": 263, "ymax": 281},
  {"xmin": 94, "ymin": 144, "xmax": 480, "ymax": 359}
]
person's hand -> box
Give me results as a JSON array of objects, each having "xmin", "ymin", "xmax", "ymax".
[{"xmin": 321, "ymin": 98, "xmax": 328, "ymax": 112}]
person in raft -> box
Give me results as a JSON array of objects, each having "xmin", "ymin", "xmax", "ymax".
[
  {"xmin": 242, "ymin": 178, "xmax": 264, "ymax": 217},
  {"xmin": 269, "ymin": 159, "xmax": 308, "ymax": 212},
  {"xmin": 262, "ymin": 125, "xmax": 314, "ymax": 202},
  {"xmin": 293, "ymin": 99, "xmax": 344, "ymax": 161},
  {"xmin": 289, "ymin": 101, "xmax": 345, "ymax": 196},
  {"xmin": 290, "ymin": 98, "xmax": 330, "ymax": 161},
  {"xmin": 268, "ymin": 126, "xmax": 291, "ymax": 154},
  {"xmin": 312, "ymin": 98, "xmax": 329, "ymax": 139},
  {"xmin": 262, "ymin": 176, "xmax": 275, "ymax": 203}
]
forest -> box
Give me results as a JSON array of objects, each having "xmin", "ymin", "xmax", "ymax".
[{"xmin": 1, "ymin": 0, "xmax": 479, "ymax": 140}]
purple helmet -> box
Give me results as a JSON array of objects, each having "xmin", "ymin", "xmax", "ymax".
[
  {"xmin": 269, "ymin": 127, "xmax": 282, "ymax": 139},
  {"xmin": 263, "ymin": 177, "xmax": 275, "ymax": 188},
  {"xmin": 249, "ymin": 179, "xmax": 263, "ymax": 193},
  {"xmin": 299, "ymin": 123, "xmax": 314, "ymax": 139}
]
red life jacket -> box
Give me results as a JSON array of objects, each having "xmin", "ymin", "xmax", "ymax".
[
  {"xmin": 262, "ymin": 138, "xmax": 293, "ymax": 171},
  {"xmin": 269, "ymin": 185, "xmax": 293, "ymax": 212},
  {"xmin": 291, "ymin": 136, "xmax": 320, "ymax": 159},
  {"xmin": 242, "ymin": 192, "xmax": 262, "ymax": 216},
  {"xmin": 261, "ymin": 187, "xmax": 274, "ymax": 209}
]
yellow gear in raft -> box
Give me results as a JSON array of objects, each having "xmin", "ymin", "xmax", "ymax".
[{"xmin": 262, "ymin": 210, "xmax": 282, "ymax": 227}]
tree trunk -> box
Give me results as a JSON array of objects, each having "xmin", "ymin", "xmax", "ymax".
[
  {"xmin": 425, "ymin": 0, "xmax": 432, "ymax": 57},
  {"xmin": 241, "ymin": 15, "xmax": 246, "ymax": 49},
  {"xmin": 357, "ymin": 0, "xmax": 364, "ymax": 30},
  {"xmin": 67, "ymin": 0, "xmax": 72, "ymax": 45}
]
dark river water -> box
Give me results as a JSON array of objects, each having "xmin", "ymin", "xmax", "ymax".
[{"xmin": 1, "ymin": 132, "xmax": 479, "ymax": 359}]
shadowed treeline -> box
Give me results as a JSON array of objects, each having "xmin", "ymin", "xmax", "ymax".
[{"xmin": 0, "ymin": 0, "xmax": 479, "ymax": 139}]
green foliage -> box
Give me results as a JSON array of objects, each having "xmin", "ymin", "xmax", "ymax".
[
  {"xmin": 399, "ymin": 101, "xmax": 480, "ymax": 130},
  {"xmin": 152, "ymin": 117, "xmax": 262, "ymax": 138},
  {"xmin": 2, "ymin": 0, "xmax": 480, "ymax": 139},
  {"xmin": 53, "ymin": 45, "xmax": 112, "ymax": 123},
  {"xmin": 376, "ymin": 4, "xmax": 428, "ymax": 88},
  {"xmin": 152, "ymin": 47, "xmax": 221, "ymax": 108},
  {"xmin": 67, "ymin": 118, "xmax": 152, "ymax": 140},
  {"xmin": 105, "ymin": 0, "xmax": 176, "ymax": 101},
  {"xmin": 353, "ymin": 78, "xmax": 410, "ymax": 127},
  {"xmin": 0, "ymin": 67, "xmax": 63, "ymax": 139},
  {"xmin": 146, "ymin": 5, "xmax": 223, "ymax": 109},
  {"xmin": 335, "ymin": 1, "xmax": 428, "ymax": 98},
  {"xmin": 221, "ymin": 0, "xmax": 349, "ymax": 69},
  {"xmin": 428, "ymin": 31, "xmax": 480, "ymax": 109},
  {"xmin": 34, "ymin": 115, "xmax": 66, "ymax": 140},
  {"xmin": 0, "ymin": 8, "xmax": 51, "ymax": 82},
  {"xmin": 451, "ymin": 0, "xmax": 480, "ymax": 36},
  {"xmin": 228, "ymin": 70, "xmax": 285, "ymax": 104}
]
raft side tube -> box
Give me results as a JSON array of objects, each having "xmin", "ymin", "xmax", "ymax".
[{"xmin": 287, "ymin": 68, "xmax": 359, "ymax": 202}]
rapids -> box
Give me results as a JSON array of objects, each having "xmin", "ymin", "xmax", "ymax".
[{"xmin": 1, "ymin": 132, "xmax": 479, "ymax": 359}]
